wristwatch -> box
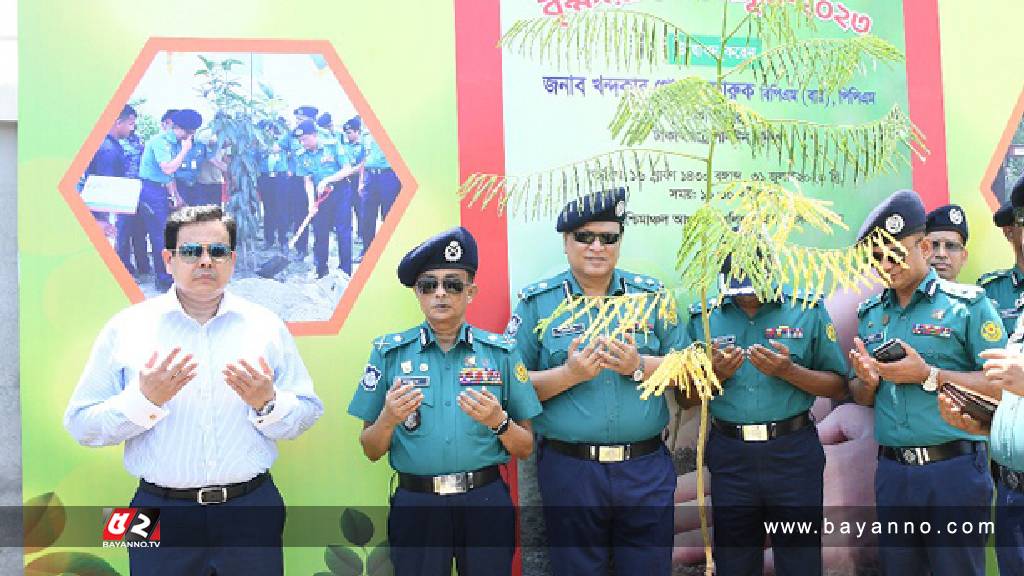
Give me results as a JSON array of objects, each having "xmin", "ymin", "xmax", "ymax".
[
  {"xmin": 922, "ymin": 366, "xmax": 939, "ymax": 393},
  {"xmin": 631, "ymin": 357, "xmax": 645, "ymax": 383},
  {"xmin": 490, "ymin": 414, "xmax": 511, "ymax": 436},
  {"xmin": 256, "ymin": 399, "xmax": 276, "ymax": 417}
]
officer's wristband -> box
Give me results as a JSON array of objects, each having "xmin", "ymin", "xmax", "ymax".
[{"xmin": 491, "ymin": 415, "xmax": 511, "ymax": 436}]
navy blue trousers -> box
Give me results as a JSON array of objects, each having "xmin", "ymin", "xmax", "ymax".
[
  {"xmin": 358, "ymin": 168, "xmax": 399, "ymax": 254},
  {"xmin": 875, "ymin": 447, "xmax": 991, "ymax": 576},
  {"xmin": 127, "ymin": 475, "xmax": 285, "ymax": 576},
  {"xmin": 289, "ymin": 176, "xmax": 309, "ymax": 254},
  {"xmin": 258, "ymin": 174, "xmax": 288, "ymax": 248},
  {"xmin": 332, "ymin": 177, "xmax": 356, "ymax": 274},
  {"xmin": 116, "ymin": 210, "xmax": 151, "ymax": 276},
  {"xmin": 707, "ymin": 424, "xmax": 824, "ymax": 576},
  {"xmin": 139, "ymin": 180, "xmax": 171, "ymax": 287},
  {"xmin": 311, "ymin": 189, "xmax": 340, "ymax": 278},
  {"xmin": 996, "ymin": 480, "xmax": 1024, "ymax": 576},
  {"xmin": 537, "ymin": 440, "xmax": 675, "ymax": 576},
  {"xmin": 388, "ymin": 478, "xmax": 515, "ymax": 576}
]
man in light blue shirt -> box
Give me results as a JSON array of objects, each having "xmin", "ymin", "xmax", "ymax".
[{"xmin": 65, "ymin": 205, "xmax": 323, "ymax": 575}]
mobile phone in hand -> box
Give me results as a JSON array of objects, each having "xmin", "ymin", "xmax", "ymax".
[{"xmin": 871, "ymin": 338, "xmax": 907, "ymax": 363}]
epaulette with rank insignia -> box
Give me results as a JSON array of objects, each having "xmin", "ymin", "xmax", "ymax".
[
  {"xmin": 782, "ymin": 290, "xmax": 823, "ymax": 308},
  {"xmin": 978, "ymin": 269, "xmax": 1011, "ymax": 287},
  {"xmin": 373, "ymin": 326, "xmax": 420, "ymax": 355},
  {"xmin": 470, "ymin": 326, "xmax": 515, "ymax": 351},
  {"xmin": 936, "ymin": 279, "xmax": 985, "ymax": 303},
  {"xmin": 516, "ymin": 275, "xmax": 564, "ymax": 301},
  {"xmin": 857, "ymin": 294, "xmax": 883, "ymax": 318},
  {"xmin": 621, "ymin": 271, "xmax": 664, "ymax": 293}
]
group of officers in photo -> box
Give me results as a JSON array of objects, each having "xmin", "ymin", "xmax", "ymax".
[
  {"xmin": 83, "ymin": 103, "xmax": 399, "ymax": 290},
  {"xmin": 62, "ymin": 173, "xmax": 1024, "ymax": 575}
]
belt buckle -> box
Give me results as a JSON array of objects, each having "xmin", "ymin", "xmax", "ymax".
[
  {"xmin": 433, "ymin": 473, "xmax": 468, "ymax": 496},
  {"xmin": 597, "ymin": 445, "xmax": 626, "ymax": 463},
  {"xmin": 197, "ymin": 486, "xmax": 228, "ymax": 505},
  {"xmin": 741, "ymin": 424, "xmax": 769, "ymax": 442},
  {"xmin": 269, "ymin": 171, "xmax": 277, "ymax": 177}
]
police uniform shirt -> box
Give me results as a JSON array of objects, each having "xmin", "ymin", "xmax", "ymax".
[
  {"xmin": 276, "ymin": 132, "xmax": 303, "ymax": 174},
  {"xmin": 294, "ymin": 139, "xmax": 349, "ymax": 186},
  {"xmin": 362, "ymin": 134, "xmax": 390, "ymax": 169},
  {"xmin": 348, "ymin": 323, "xmax": 541, "ymax": 476},
  {"xmin": 174, "ymin": 141, "xmax": 207, "ymax": 187},
  {"xmin": 856, "ymin": 269, "xmax": 1008, "ymax": 447},
  {"xmin": 139, "ymin": 130, "xmax": 182, "ymax": 185},
  {"xmin": 342, "ymin": 137, "xmax": 366, "ymax": 167},
  {"xmin": 511, "ymin": 269, "xmax": 686, "ymax": 444},
  {"xmin": 979, "ymin": 267, "xmax": 1024, "ymax": 336},
  {"xmin": 685, "ymin": 294, "xmax": 847, "ymax": 424}
]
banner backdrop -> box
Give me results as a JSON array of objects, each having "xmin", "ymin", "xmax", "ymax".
[{"xmin": 18, "ymin": 1, "xmax": 1024, "ymax": 575}]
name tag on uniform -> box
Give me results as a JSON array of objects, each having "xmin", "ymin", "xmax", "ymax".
[
  {"xmin": 552, "ymin": 323, "xmax": 585, "ymax": 337},
  {"xmin": 399, "ymin": 376, "xmax": 430, "ymax": 388},
  {"xmin": 623, "ymin": 322, "xmax": 654, "ymax": 333},
  {"xmin": 863, "ymin": 332, "xmax": 885, "ymax": 345},
  {"xmin": 712, "ymin": 335, "xmax": 737, "ymax": 347},
  {"xmin": 765, "ymin": 326, "xmax": 803, "ymax": 339},
  {"xmin": 459, "ymin": 368, "xmax": 502, "ymax": 386},
  {"xmin": 912, "ymin": 323, "xmax": 951, "ymax": 338}
]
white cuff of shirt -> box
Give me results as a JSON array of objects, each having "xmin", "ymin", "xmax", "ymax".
[
  {"xmin": 112, "ymin": 386, "xmax": 168, "ymax": 429},
  {"xmin": 250, "ymin": 388, "xmax": 298, "ymax": 429}
]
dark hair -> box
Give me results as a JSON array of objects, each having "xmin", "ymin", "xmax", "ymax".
[
  {"xmin": 119, "ymin": 105, "xmax": 137, "ymax": 120},
  {"xmin": 161, "ymin": 109, "xmax": 179, "ymax": 123},
  {"xmin": 164, "ymin": 205, "xmax": 237, "ymax": 251}
]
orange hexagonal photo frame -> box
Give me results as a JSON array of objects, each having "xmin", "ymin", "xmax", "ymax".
[
  {"xmin": 58, "ymin": 38, "xmax": 416, "ymax": 336},
  {"xmin": 981, "ymin": 87, "xmax": 1024, "ymax": 213}
]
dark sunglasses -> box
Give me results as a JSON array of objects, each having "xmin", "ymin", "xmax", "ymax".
[
  {"xmin": 415, "ymin": 277, "xmax": 467, "ymax": 295},
  {"xmin": 930, "ymin": 240, "xmax": 964, "ymax": 254},
  {"xmin": 572, "ymin": 231, "xmax": 621, "ymax": 246},
  {"xmin": 172, "ymin": 242, "xmax": 233, "ymax": 263}
]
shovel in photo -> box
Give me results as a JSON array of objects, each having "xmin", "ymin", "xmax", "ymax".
[{"xmin": 257, "ymin": 185, "xmax": 332, "ymax": 278}]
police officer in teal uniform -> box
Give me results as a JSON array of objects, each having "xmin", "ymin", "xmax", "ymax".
[
  {"xmin": 139, "ymin": 108, "xmax": 202, "ymax": 291},
  {"xmin": 681, "ymin": 258, "xmax": 847, "ymax": 576},
  {"xmin": 258, "ymin": 119, "xmax": 290, "ymax": 250},
  {"xmin": 318, "ymin": 112, "xmax": 360, "ymax": 274},
  {"xmin": 348, "ymin": 227, "xmax": 541, "ymax": 576},
  {"xmin": 358, "ymin": 131, "xmax": 400, "ymax": 254},
  {"xmin": 925, "ymin": 204, "xmax": 969, "ymax": 281},
  {"xmin": 510, "ymin": 188, "xmax": 684, "ymax": 576},
  {"xmin": 292, "ymin": 120, "xmax": 357, "ymax": 279},
  {"xmin": 979, "ymin": 176, "xmax": 1024, "ymax": 336},
  {"xmin": 342, "ymin": 116, "xmax": 367, "ymax": 263},
  {"xmin": 174, "ymin": 132, "xmax": 207, "ymax": 206},
  {"xmin": 942, "ymin": 181, "xmax": 1024, "ymax": 575},
  {"xmin": 278, "ymin": 106, "xmax": 318, "ymax": 258},
  {"xmin": 849, "ymin": 189, "xmax": 1007, "ymax": 576}
]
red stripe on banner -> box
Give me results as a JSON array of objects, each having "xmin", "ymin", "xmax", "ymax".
[
  {"xmin": 454, "ymin": 2, "xmax": 521, "ymax": 575},
  {"xmin": 904, "ymin": 0, "xmax": 949, "ymax": 209}
]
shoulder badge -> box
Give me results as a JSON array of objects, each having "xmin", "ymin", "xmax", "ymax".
[
  {"xmin": 936, "ymin": 279, "xmax": 985, "ymax": 303},
  {"xmin": 978, "ymin": 269, "xmax": 1010, "ymax": 287},
  {"xmin": 857, "ymin": 294, "xmax": 882, "ymax": 318}
]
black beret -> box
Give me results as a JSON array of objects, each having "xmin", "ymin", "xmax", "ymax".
[
  {"xmin": 294, "ymin": 105, "xmax": 319, "ymax": 119},
  {"xmin": 856, "ymin": 189, "xmax": 926, "ymax": 242},
  {"xmin": 343, "ymin": 116, "xmax": 361, "ymax": 132},
  {"xmin": 293, "ymin": 120, "xmax": 317, "ymax": 138},
  {"xmin": 994, "ymin": 201, "xmax": 1013, "ymax": 227},
  {"xmin": 925, "ymin": 204, "xmax": 968, "ymax": 243},
  {"xmin": 556, "ymin": 187, "xmax": 627, "ymax": 232},
  {"xmin": 397, "ymin": 226, "xmax": 479, "ymax": 287},
  {"xmin": 161, "ymin": 109, "xmax": 179, "ymax": 123},
  {"xmin": 718, "ymin": 255, "xmax": 754, "ymax": 296},
  {"xmin": 172, "ymin": 109, "xmax": 203, "ymax": 131},
  {"xmin": 317, "ymin": 112, "xmax": 332, "ymax": 128}
]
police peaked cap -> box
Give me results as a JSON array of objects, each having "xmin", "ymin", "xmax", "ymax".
[
  {"xmin": 397, "ymin": 226, "xmax": 478, "ymax": 287},
  {"xmin": 856, "ymin": 189, "xmax": 926, "ymax": 242},
  {"xmin": 172, "ymin": 109, "xmax": 203, "ymax": 131},
  {"xmin": 925, "ymin": 204, "xmax": 968, "ymax": 243},
  {"xmin": 556, "ymin": 187, "xmax": 628, "ymax": 232}
]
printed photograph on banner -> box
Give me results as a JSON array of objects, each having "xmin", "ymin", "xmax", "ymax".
[
  {"xmin": 497, "ymin": 1, "xmax": 913, "ymax": 574},
  {"xmin": 73, "ymin": 50, "xmax": 403, "ymax": 323},
  {"xmin": 988, "ymin": 101, "xmax": 1024, "ymax": 206}
]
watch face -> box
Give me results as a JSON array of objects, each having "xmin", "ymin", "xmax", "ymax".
[{"xmin": 632, "ymin": 369, "xmax": 644, "ymax": 382}]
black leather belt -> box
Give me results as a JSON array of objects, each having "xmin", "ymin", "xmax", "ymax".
[
  {"xmin": 712, "ymin": 412, "xmax": 812, "ymax": 442},
  {"xmin": 879, "ymin": 440, "xmax": 984, "ymax": 466},
  {"xmin": 545, "ymin": 436, "xmax": 662, "ymax": 463},
  {"xmin": 365, "ymin": 167, "xmax": 393, "ymax": 175},
  {"xmin": 398, "ymin": 465, "xmax": 500, "ymax": 496},
  {"xmin": 139, "ymin": 472, "xmax": 269, "ymax": 505},
  {"xmin": 993, "ymin": 461, "xmax": 1024, "ymax": 493}
]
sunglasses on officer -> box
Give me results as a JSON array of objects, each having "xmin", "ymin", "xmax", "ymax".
[
  {"xmin": 415, "ymin": 275, "xmax": 468, "ymax": 295},
  {"xmin": 930, "ymin": 239, "xmax": 964, "ymax": 254},
  {"xmin": 172, "ymin": 242, "xmax": 233, "ymax": 263},
  {"xmin": 572, "ymin": 230, "xmax": 621, "ymax": 246}
]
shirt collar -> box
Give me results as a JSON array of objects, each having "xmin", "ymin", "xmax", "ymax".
[
  {"xmin": 562, "ymin": 269, "xmax": 626, "ymax": 297},
  {"xmin": 158, "ymin": 287, "xmax": 239, "ymax": 323},
  {"xmin": 418, "ymin": 321, "xmax": 474, "ymax": 351},
  {"xmin": 882, "ymin": 268, "xmax": 939, "ymax": 306}
]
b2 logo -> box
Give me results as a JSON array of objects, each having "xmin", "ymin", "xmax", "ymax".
[{"xmin": 102, "ymin": 508, "xmax": 161, "ymax": 542}]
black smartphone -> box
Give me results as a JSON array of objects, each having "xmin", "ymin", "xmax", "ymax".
[
  {"xmin": 940, "ymin": 382, "xmax": 999, "ymax": 425},
  {"xmin": 871, "ymin": 338, "xmax": 907, "ymax": 363}
]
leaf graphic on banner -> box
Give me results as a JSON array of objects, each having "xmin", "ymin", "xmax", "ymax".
[
  {"xmin": 366, "ymin": 541, "xmax": 393, "ymax": 576},
  {"xmin": 340, "ymin": 508, "xmax": 374, "ymax": 547},
  {"xmin": 325, "ymin": 545, "xmax": 363, "ymax": 576},
  {"xmin": 25, "ymin": 551, "xmax": 120, "ymax": 576},
  {"xmin": 23, "ymin": 492, "xmax": 65, "ymax": 553}
]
